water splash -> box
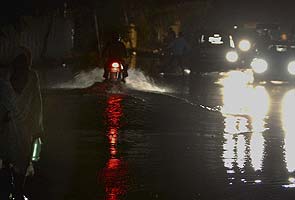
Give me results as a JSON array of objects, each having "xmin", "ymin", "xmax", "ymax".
[
  {"xmin": 51, "ymin": 67, "xmax": 103, "ymax": 89},
  {"xmin": 51, "ymin": 68, "xmax": 169, "ymax": 93},
  {"xmin": 126, "ymin": 69, "xmax": 169, "ymax": 93}
]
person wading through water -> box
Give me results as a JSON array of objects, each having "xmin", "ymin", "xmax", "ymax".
[
  {"xmin": 0, "ymin": 64, "xmax": 21, "ymax": 199},
  {"xmin": 4, "ymin": 47, "xmax": 44, "ymax": 200}
]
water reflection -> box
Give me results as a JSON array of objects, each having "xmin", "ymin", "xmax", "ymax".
[
  {"xmin": 100, "ymin": 95, "xmax": 128, "ymax": 200},
  {"xmin": 282, "ymin": 89, "xmax": 295, "ymax": 173},
  {"xmin": 220, "ymin": 71, "xmax": 270, "ymax": 176},
  {"xmin": 250, "ymin": 132, "xmax": 264, "ymax": 171}
]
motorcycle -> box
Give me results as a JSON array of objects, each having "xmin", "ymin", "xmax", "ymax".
[{"xmin": 105, "ymin": 60, "xmax": 127, "ymax": 82}]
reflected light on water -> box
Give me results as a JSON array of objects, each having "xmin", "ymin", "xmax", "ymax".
[
  {"xmin": 100, "ymin": 95, "xmax": 128, "ymax": 200},
  {"xmin": 224, "ymin": 116, "xmax": 249, "ymax": 134},
  {"xmin": 282, "ymin": 89, "xmax": 295, "ymax": 172},
  {"xmin": 220, "ymin": 70, "xmax": 270, "ymax": 174},
  {"xmin": 223, "ymin": 134, "xmax": 235, "ymax": 169},
  {"xmin": 250, "ymin": 132, "xmax": 264, "ymax": 171},
  {"xmin": 289, "ymin": 177, "xmax": 295, "ymax": 183},
  {"xmin": 237, "ymin": 135, "xmax": 246, "ymax": 169}
]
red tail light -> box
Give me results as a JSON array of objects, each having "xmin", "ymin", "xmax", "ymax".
[{"xmin": 111, "ymin": 62, "xmax": 120, "ymax": 68}]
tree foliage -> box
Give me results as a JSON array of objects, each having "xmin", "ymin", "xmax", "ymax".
[{"xmin": 0, "ymin": 0, "xmax": 212, "ymax": 48}]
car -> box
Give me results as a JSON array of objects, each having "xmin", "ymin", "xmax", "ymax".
[
  {"xmin": 250, "ymin": 40, "xmax": 295, "ymax": 83},
  {"xmin": 232, "ymin": 25, "xmax": 258, "ymax": 66},
  {"xmin": 196, "ymin": 30, "xmax": 240, "ymax": 72},
  {"xmin": 232, "ymin": 23, "xmax": 281, "ymax": 66}
]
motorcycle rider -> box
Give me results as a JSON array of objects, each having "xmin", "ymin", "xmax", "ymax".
[{"xmin": 102, "ymin": 32, "xmax": 128, "ymax": 82}]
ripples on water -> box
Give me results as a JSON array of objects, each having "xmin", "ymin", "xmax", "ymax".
[
  {"xmin": 96, "ymin": 69, "xmax": 295, "ymax": 199},
  {"xmin": 43, "ymin": 68, "xmax": 295, "ymax": 199},
  {"xmin": 216, "ymin": 70, "xmax": 295, "ymax": 190}
]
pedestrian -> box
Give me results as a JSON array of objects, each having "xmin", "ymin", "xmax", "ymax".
[
  {"xmin": 165, "ymin": 32, "xmax": 190, "ymax": 75},
  {"xmin": 164, "ymin": 27, "xmax": 176, "ymax": 47},
  {"xmin": 0, "ymin": 64, "xmax": 24, "ymax": 200},
  {"xmin": 9, "ymin": 47, "xmax": 44, "ymax": 199}
]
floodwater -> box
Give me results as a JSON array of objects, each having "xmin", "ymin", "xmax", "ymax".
[{"xmin": 27, "ymin": 68, "xmax": 295, "ymax": 200}]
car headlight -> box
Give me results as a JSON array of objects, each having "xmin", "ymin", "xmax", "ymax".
[
  {"xmin": 251, "ymin": 58, "xmax": 268, "ymax": 73},
  {"xmin": 288, "ymin": 61, "xmax": 295, "ymax": 75},
  {"xmin": 226, "ymin": 51, "xmax": 239, "ymax": 63},
  {"xmin": 238, "ymin": 40, "xmax": 251, "ymax": 52}
]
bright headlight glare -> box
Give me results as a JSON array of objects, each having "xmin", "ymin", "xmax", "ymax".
[
  {"xmin": 226, "ymin": 51, "xmax": 239, "ymax": 63},
  {"xmin": 239, "ymin": 40, "xmax": 251, "ymax": 51},
  {"xmin": 288, "ymin": 61, "xmax": 295, "ymax": 75},
  {"xmin": 251, "ymin": 58, "xmax": 268, "ymax": 73},
  {"xmin": 184, "ymin": 69, "xmax": 191, "ymax": 75}
]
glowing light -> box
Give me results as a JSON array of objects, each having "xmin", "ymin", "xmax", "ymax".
[
  {"xmin": 251, "ymin": 58, "xmax": 268, "ymax": 73},
  {"xmin": 223, "ymin": 134, "xmax": 235, "ymax": 169},
  {"xmin": 218, "ymin": 70, "xmax": 254, "ymax": 86},
  {"xmin": 209, "ymin": 35, "xmax": 223, "ymax": 44},
  {"xmin": 223, "ymin": 116, "xmax": 249, "ymax": 134},
  {"xmin": 184, "ymin": 69, "xmax": 191, "ymax": 75},
  {"xmin": 226, "ymin": 51, "xmax": 239, "ymax": 63},
  {"xmin": 220, "ymin": 70, "xmax": 270, "ymax": 173},
  {"xmin": 100, "ymin": 95, "xmax": 129, "ymax": 200},
  {"xmin": 32, "ymin": 138, "xmax": 42, "ymax": 162},
  {"xmin": 282, "ymin": 89, "xmax": 295, "ymax": 172},
  {"xmin": 111, "ymin": 62, "xmax": 120, "ymax": 68},
  {"xmin": 221, "ymin": 84, "xmax": 269, "ymax": 122},
  {"xmin": 227, "ymin": 170, "xmax": 235, "ymax": 174},
  {"xmin": 237, "ymin": 135, "xmax": 246, "ymax": 169},
  {"xmin": 250, "ymin": 132, "xmax": 264, "ymax": 171},
  {"xmin": 289, "ymin": 177, "xmax": 295, "ymax": 183},
  {"xmin": 271, "ymin": 81, "xmax": 285, "ymax": 84},
  {"xmin": 283, "ymin": 184, "xmax": 295, "ymax": 188},
  {"xmin": 239, "ymin": 40, "xmax": 251, "ymax": 52},
  {"xmin": 288, "ymin": 61, "xmax": 295, "ymax": 75}
]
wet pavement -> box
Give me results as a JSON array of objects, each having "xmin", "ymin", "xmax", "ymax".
[{"xmin": 26, "ymin": 68, "xmax": 295, "ymax": 200}]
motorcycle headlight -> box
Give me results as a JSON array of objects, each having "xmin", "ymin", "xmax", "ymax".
[
  {"xmin": 238, "ymin": 40, "xmax": 251, "ymax": 52},
  {"xmin": 251, "ymin": 58, "xmax": 268, "ymax": 73},
  {"xmin": 288, "ymin": 61, "xmax": 295, "ymax": 75},
  {"xmin": 226, "ymin": 51, "xmax": 239, "ymax": 63}
]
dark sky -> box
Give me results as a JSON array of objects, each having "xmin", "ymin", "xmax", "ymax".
[
  {"xmin": 208, "ymin": 0, "xmax": 295, "ymax": 26},
  {"xmin": 1, "ymin": 0, "xmax": 295, "ymax": 28},
  {"xmin": 153, "ymin": 0, "xmax": 295, "ymax": 29}
]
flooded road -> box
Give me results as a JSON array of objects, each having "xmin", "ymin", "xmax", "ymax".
[{"xmin": 28, "ymin": 69, "xmax": 295, "ymax": 200}]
